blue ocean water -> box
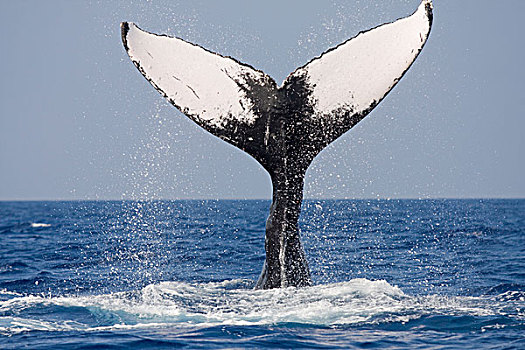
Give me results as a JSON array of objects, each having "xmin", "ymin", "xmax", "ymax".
[{"xmin": 0, "ymin": 199, "xmax": 523, "ymax": 349}]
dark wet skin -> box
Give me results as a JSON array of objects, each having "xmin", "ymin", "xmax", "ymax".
[{"xmin": 121, "ymin": 1, "xmax": 433, "ymax": 289}]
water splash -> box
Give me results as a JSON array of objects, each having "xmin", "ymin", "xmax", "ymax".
[{"xmin": 1, "ymin": 278, "xmax": 523, "ymax": 336}]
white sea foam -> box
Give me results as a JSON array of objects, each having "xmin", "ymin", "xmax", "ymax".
[
  {"xmin": 30, "ymin": 223, "xmax": 51, "ymax": 228},
  {"xmin": 0, "ymin": 289, "xmax": 23, "ymax": 297},
  {"xmin": 0, "ymin": 279, "xmax": 522, "ymax": 335}
]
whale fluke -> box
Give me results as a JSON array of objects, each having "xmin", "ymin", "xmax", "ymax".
[{"xmin": 121, "ymin": 0, "xmax": 433, "ymax": 289}]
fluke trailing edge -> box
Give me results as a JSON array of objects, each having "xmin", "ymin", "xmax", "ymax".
[{"xmin": 121, "ymin": 1, "xmax": 433, "ymax": 289}]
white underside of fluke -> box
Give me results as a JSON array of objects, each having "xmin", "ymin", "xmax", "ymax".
[
  {"xmin": 123, "ymin": 23, "xmax": 267, "ymax": 128},
  {"xmin": 294, "ymin": 0, "xmax": 433, "ymax": 121},
  {"xmin": 122, "ymin": 0, "xmax": 432, "ymax": 135}
]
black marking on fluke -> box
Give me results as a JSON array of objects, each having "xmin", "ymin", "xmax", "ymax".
[{"xmin": 121, "ymin": 1, "xmax": 433, "ymax": 289}]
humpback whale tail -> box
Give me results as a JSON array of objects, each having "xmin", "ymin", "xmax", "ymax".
[{"xmin": 121, "ymin": 0, "xmax": 433, "ymax": 289}]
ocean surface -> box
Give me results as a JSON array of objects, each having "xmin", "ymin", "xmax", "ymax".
[{"xmin": 0, "ymin": 199, "xmax": 523, "ymax": 349}]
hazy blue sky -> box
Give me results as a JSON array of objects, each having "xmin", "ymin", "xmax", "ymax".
[{"xmin": 0, "ymin": 0, "xmax": 523, "ymax": 200}]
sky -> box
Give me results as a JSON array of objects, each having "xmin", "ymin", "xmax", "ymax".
[{"xmin": 0, "ymin": 0, "xmax": 523, "ymax": 200}]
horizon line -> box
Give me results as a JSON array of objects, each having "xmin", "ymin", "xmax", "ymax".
[{"xmin": 1, "ymin": 197, "xmax": 524, "ymax": 202}]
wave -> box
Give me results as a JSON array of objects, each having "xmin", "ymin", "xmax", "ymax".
[
  {"xmin": 0, "ymin": 222, "xmax": 51, "ymax": 234},
  {"xmin": 30, "ymin": 223, "xmax": 51, "ymax": 228},
  {"xmin": 0, "ymin": 279, "xmax": 523, "ymax": 336}
]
